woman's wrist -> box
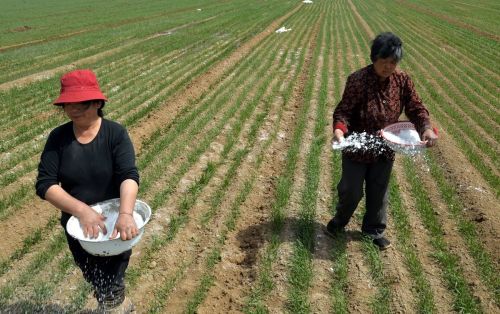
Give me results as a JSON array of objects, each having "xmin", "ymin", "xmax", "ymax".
[{"xmin": 119, "ymin": 212, "xmax": 133, "ymax": 216}]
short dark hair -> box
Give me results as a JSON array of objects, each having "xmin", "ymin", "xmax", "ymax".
[
  {"xmin": 87, "ymin": 100, "xmax": 106, "ymax": 117},
  {"xmin": 370, "ymin": 32, "xmax": 403, "ymax": 63}
]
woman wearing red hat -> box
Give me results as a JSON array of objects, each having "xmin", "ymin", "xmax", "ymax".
[{"xmin": 36, "ymin": 69, "xmax": 138, "ymax": 312}]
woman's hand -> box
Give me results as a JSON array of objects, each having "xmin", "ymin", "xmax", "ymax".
[
  {"xmin": 422, "ymin": 128, "xmax": 438, "ymax": 147},
  {"xmin": 111, "ymin": 213, "xmax": 139, "ymax": 240},
  {"xmin": 333, "ymin": 129, "xmax": 345, "ymax": 144},
  {"xmin": 79, "ymin": 207, "xmax": 107, "ymax": 239}
]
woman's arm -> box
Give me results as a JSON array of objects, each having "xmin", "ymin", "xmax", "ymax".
[
  {"xmin": 402, "ymin": 76, "xmax": 438, "ymax": 146},
  {"xmin": 111, "ymin": 179, "xmax": 140, "ymax": 240}
]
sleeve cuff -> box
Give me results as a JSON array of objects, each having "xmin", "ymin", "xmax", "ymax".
[{"xmin": 333, "ymin": 122, "xmax": 348, "ymax": 134}]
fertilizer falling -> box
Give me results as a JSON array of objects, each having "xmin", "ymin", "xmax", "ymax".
[
  {"xmin": 332, "ymin": 131, "xmax": 430, "ymax": 171},
  {"xmin": 332, "ymin": 132, "xmax": 388, "ymax": 156}
]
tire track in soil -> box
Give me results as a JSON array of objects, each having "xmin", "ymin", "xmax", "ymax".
[
  {"xmin": 0, "ymin": 3, "xmax": 301, "ymax": 264},
  {"xmin": 413, "ymin": 159, "xmax": 499, "ymax": 312},
  {"xmin": 393, "ymin": 160, "xmax": 455, "ymax": 313}
]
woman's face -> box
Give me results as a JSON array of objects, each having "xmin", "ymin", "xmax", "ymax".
[
  {"xmin": 62, "ymin": 102, "xmax": 100, "ymax": 122},
  {"xmin": 373, "ymin": 57, "xmax": 398, "ymax": 81}
]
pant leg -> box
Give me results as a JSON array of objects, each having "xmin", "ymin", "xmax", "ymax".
[
  {"xmin": 332, "ymin": 155, "xmax": 367, "ymax": 227},
  {"xmin": 361, "ymin": 158, "xmax": 393, "ymax": 239},
  {"xmin": 64, "ymin": 230, "xmax": 131, "ymax": 304}
]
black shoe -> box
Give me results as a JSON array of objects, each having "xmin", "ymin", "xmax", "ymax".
[
  {"xmin": 372, "ymin": 237, "xmax": 391, "ymax": 250},
  {"xmin": 324, "ymin": 219, "xmax": 344, "ymax": 237}
]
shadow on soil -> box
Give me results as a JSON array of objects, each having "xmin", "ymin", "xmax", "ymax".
[{"xmin": 236, "ymin": 217, "xmax": 365, "ymax": 268}]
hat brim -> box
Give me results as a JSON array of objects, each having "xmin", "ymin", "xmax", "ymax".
[{"xmin": 53, "ymin": 90, "xmax": 107, "ymax": 105}]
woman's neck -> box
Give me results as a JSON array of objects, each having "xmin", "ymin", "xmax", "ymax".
[{"xmin": 73, "ymin": 117, "xmax": 101, "ymax": 132}]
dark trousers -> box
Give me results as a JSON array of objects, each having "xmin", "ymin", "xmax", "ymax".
[
  {"xmin": 333, "ymin": 155, "xmax": 393, "ymax": 239},
  {"xmin": 64, "ymin": 230, "xmax": 131, "ymax": 305}
]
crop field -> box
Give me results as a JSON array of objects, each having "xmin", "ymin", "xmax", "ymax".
[{"xmin": 0, "ymin": 0, "xmax": 498, "ymax": 313}]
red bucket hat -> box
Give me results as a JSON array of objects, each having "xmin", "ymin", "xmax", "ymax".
[{"xmin": 53, "ymin": 69, "xmax": 107, "ymax": 105}]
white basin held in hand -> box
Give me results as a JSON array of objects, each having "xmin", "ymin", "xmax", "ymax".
[{"xmin": 66, "ymin": 198, "xmax": 152, "ymax": 256}]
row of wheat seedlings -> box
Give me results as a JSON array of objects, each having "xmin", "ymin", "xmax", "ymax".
[
  {"xmin": 328, "ymin": 2, "xmax": 351, "ymax": 312},
  {"xmin": 285, "ymin": 3, "xmax": 330, "ymax": 312},
  {"xmin": 0, "ymin": 0, "xmax": 248, "ymax": 83}
]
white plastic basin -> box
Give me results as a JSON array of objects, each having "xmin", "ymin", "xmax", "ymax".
[
  {"xmin": 66, "ymin": 198, "xmax": 151, "ymax": 256},
  {"xmin": 381, "ymin": 121, "xmax": 426, "ymax": 154}
]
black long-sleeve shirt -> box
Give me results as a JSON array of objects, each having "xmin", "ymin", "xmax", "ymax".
[{"xmin": 36, "ymin": 119, "xmax": 139, "ymax": 226}]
